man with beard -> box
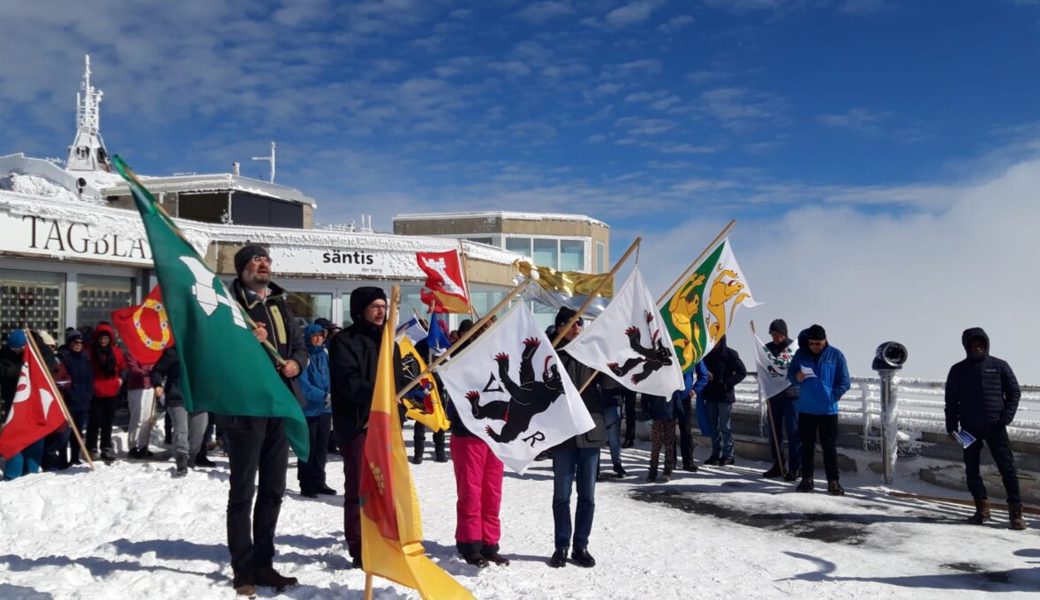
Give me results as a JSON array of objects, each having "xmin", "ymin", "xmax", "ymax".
[
  {"xmin": 224, "ymin": 245, "xmax": 309, "ymax": 596},
  {"xmin": 329, "ymin": 286, "xmax": 403, "ymax": 568}
]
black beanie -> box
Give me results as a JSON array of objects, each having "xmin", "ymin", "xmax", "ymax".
[
  {"xmin": 234, "ymin": 245, "xmax": 269, "ymax": 275},
  {"xmin": 349, "ymin": 286, "xmax": 387, "ymax": 322},
  {"xmin": 768, "ymin": 319, "xmax": 788, "ymax": 337},
  {"xmin": 554, "ymin": 307, "xmax": 584, "ymax": 329},
  {"xmin": 806, "ymin": 324, "xmax": 827, "ymax": 341}
]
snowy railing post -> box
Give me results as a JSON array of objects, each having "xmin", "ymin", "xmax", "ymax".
[
  {"xmin": 859, "ymin": 380, "xmax": 871, "ymax": 451},
  {"xmin": 872, "ymin": 342, "xmax": 908, "ymax": 485}
]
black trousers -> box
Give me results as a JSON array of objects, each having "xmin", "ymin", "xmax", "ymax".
[
  {"xmin": 799, "ymin": 413, "xmax": 839, "ymax": 482},
  {"xmin": 622, "ymin": 390, "xmax": 638, "ymax": 442},
  {"xmin": 677, "ymin": 395, "xmax": 695, "ymax": 466},
  {"xmin": 86, "ymin": 395, "xmax": 117, "ymax": 452},
  {"xmin": 222, "ymin": 416, "xmax": 288, "ymax": 577},
  {"xmin": 963, "ymin": 425, "xmax": 1021, "ymax": 505},
  {"xmin": 414, "ymin": 422, "xmax": 446, "ymax": 456},
  {"xmin": 298, "ymin": 414, "xmax": 331, "ymax": 493}
]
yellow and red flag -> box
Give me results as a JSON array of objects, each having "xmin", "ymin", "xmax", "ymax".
[
  {"xmin": 110, "ymin": 285, "xmax": 172, "ymax": 365},
  {"xmin": 416, "ymin": 250, "xmax": 471, "ymax": 314},
  {"xmin": 360, "ymin": 288, "xmax": 473, "ymax": 600}
]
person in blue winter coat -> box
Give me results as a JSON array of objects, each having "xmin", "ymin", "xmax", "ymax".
[
  {"xmin": 297, "ymin": 324, "xmax": 334, "ymax": 498},
  {"xmin": 57, "ymin": 330, "xmax": 94, "ymax": 466},
  {"xmin": 787, "ymin": 324, "xmax": 850, "ymax": 495}
]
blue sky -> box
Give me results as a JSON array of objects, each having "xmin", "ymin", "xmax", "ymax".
[{"xmin": 3, "ymin": 0, "xmax": 1040, "ymax": 380}]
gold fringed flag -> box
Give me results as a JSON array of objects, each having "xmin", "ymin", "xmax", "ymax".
[
  {"xmin": 515, "ymin": 259, "xmax": 613, "ymax": 316},
  {"xmin": 360, "ymin": 288, "xmax": 473, "ymax": 600},
  {"xmin": 659, "ymin": 238, "xmax": 758, "ymax": 372}
]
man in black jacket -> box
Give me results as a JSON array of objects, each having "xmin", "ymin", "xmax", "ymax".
[
  {"xmin": 701, "ymin": 335, "xmax": 747, "ymax": 466},
  {"xmin": 549, "ymin": 307, "xmax": 607, "ymax": 570},
  {"xmin": 224, "ymin": 245, "xmax": 309, "ymax": 596},
  {"xmin": 329, "ymin": 286, "xmax": 403, "ymax": 568},
  {"xmin": 945, "ymin": 327, "xmax": 1026, "ymax": 530}
]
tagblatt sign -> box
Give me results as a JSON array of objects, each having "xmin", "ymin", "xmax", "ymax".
[
  {"xmin": 1, "ymin": 211, "xmax": 152, "ymax": 266},
  {"xmin": 268, "ymin": 246, "xmax": 425, "ymax": 278}
]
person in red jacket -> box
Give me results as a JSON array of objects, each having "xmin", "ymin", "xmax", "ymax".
[{"xmin": 86, "ymin": 323, "xmax": 125, "ymax": 461}]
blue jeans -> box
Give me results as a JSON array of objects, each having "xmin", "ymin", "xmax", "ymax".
[
  {"xmin": 552, "ymin": 446, "xmax": 599, "ymax": 551},
  {"xmin": 767, "ymin": 393, "xmax": 801, "ymax": 474},
  {"xmin": 705, "ymin": 401, "xmax": 733, "ymax": 459},
  {"xmin": 602, "ymin": 405, "xmax": 622, "ymax": 466}
]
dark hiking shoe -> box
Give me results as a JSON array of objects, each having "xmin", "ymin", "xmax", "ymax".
[
  {"xmin": 571, "ymin": 548, "xmax": 596, "ymax": 568},
  {"xmin": 783, "ymin": 470, "xmax": 799, "ymax": 482},
  {"xmin": 127, "ymin": 448, "xmax": 142, "ymax": 459},
  {"xmin": 682, "ymin": 461, "xmax": 699, "ymax": 473},
  {"xmin": 252, "ymin": 567, "xmax": 298, "ymax": 591},
  {"xmin": 435, "ymin": 449, "xmax": 449, "ymax": 462},
  {"xmin": 300, "ymin": 489, "xmax": 319, "ymax": 498},
  {"xmin": 762, "ymin": 464, "xmax": 783, "ymax": 478},
  {"xmin": 462, "ymin": 553, "xmax": 489, "ymax": 568},
  {"xmin": 621, "ymin": 438, "xmax": 634, "ymax": 449},
  {"xmin": 796, "ymin": 478, "xmax": 814, "ymax": 493},
  {"xmin": 967, "ymin": 498, "xmax": 990, "ymax": 524},
  {"xmin": 645, "ymin": 469, "xmax": 658, "ymax": 483},
  {"xmin": 613, "ymin": 463, "xmax": 627, "ymax": 478},
  {"xmin": 318, "ymin": 485, "xmax": 337, "ymax": 495},
  {"xmin": 703, "ymin": 455, "xmax": 720, "ymax": 466},
  {"xmin": 718, "ymin": 457, "xmax": 735, "ymax": 466},
  {"xmin": 827, "ymin": 480, "xmax": 845, "ymax": 496},
  {"xmin": 1009, "ymin": 502, "xmax": 1028, "ymax": 530},
  {"xmin": 232, "ymin": 574, "xmax": 255, "ymax": 597},
  {"xmin": 410, "ymin": 454, "xmax": 423, "ymax": 465},
  {"xmin": 100, "ymin": 448, "xmax": 116, "ymax": 462},
  {"xmin": 482, "ymin": 550, "xmax": 510, "ymax": 566},
  {"xmin": 194, "ymin": 455, "xmax": 216, "ymax": 468},
  {"xmin": 548, "ymin": 548, "xmax": 568, "ymax": 568},
  {"xmin": 659, "ymin": 473, "xmax": 672, "ymax": 483}
]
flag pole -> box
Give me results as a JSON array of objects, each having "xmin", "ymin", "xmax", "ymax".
[
  {"xmin": 655, "ymin": 219, "xmax": 736, "ymax": 305},
  {"xmin": 550, "ymin": 237, "xmax": 641, "ymax": 349},
  {"xmin": 396, "ymin": 276, "xmax": 532, "ymax": 402},
  {"xmin": 364, "ymin": 573, "xmax": 373, "ymax": 600},
  {"xmin": 25, "ymin": 330, "xmax": 95, "ymax": 470},
  {"xmin": 458, "ymin": 240, "xmax": 479, "ymax": 321}
]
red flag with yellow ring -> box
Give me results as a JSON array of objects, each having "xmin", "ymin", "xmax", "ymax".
[{"xmin": 111, "ymin": 285, "xmax": 173, "ymax": 365}]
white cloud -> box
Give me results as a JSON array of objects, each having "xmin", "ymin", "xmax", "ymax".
[
  {"xmin": 699, "ymin": 87, "xmax": 787, "ymax": 130},
  {"xmin": 605, "ymin": 0, "xmax": 666, "ymax": 28},
  {"xmin": 514, "ymin": 1, "xmax": 576, "ymax": 23},
  {"xmin": 818, "ymin": 107, "xmax": 892, "ymax": 133},
  {"xmin": 659, "ymin": 15, "xmax": 695, "ymax": 32}
]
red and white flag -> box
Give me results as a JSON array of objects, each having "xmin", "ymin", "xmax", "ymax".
[
  {"xmin": 110, "ymin": 285, "xmax": 173, "ymax": 365},
  {"xmin": 0, "ymin": 332, "xmax": 67, "ymax": 460},
  {"xmin": 416, "ymin": 250, "xmax": 471, "ymax": 314}
]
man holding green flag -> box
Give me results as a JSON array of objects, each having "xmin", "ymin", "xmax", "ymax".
[{"xmin": 112, "ymin": 157, "xmax": 310, "ymax": 597}]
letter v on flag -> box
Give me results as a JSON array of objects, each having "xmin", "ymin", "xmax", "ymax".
[
  {"xmin": 112, "ymin": 156, "xmax": 309, "ymax": 462},
  {"xmin": 0, "ymin": 332, "xmax": 67, "ymax": 460},
  {"xmin": 361, "ymin": 288, "xmax": 473, "ymax": 600}
]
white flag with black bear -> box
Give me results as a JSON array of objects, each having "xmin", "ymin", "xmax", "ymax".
[
  {"xmin": 564, "ymin": 267, "xmax": 684, "ymax": 398},
  {"xmin": 438, "ymin": 302, "xmax": 594, "ymax": 473}
]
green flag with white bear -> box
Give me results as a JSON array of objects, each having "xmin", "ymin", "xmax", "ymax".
[{"xmin": 113, "ymin": 155, "xmax": 309, "ymax": 461}]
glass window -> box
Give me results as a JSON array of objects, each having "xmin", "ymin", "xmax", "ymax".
[
  {"xmin": 466, "ymin": 237, "xmax": 493, "ymax": 246},
  {"xmin": 560, "ymin": 240, "xmax": 585, "ymax": 272},
  {"xmin": 0, "ymin": 269, "xmax": 65, "ymax": 346},
  {"xmin": 505, "ymin": 237, "xmax": 531, "ymax": 257},
  {"xmin": 286, "ymin": 291, "xmax": 332, "ymax": 323},
  {"xmin": 341, "ymin": 292, "xmax": 352, "ymax": 327},
  {"xmin": 596, "ymin": 241, "xmax": 606, "ymax": 273},
  {"xmin": 77, "ymin": 275, "xmax": 134, "ymax": 330},
  {"xmin": 533, "ymin": 238, "xmax": 558, "ymax": 269},
  {"xmin": 399, "ymin": 285, "xmax": 427, "ymax": 326}
]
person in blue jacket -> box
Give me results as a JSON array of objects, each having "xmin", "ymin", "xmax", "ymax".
[
  {"xmin": 788, "ymin": 324, "xmax": 850, "ymax": 495},
  {"xmin": 297, "ymin": 324, "xmax": 334, "ymax": 498}
]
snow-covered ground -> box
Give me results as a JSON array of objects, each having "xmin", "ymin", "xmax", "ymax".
[{"xmin": 1, "ymin": 426, "xmax": 1037, "ymax": 600}]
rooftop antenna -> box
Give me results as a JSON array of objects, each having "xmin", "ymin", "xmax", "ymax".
[
  {"xmin": 251, "ymin": 141, "xmax": 276, "ymax": 183},
  {"xmin": 66, "ymin": 54, "xmax": 111, "ymax": 172}
]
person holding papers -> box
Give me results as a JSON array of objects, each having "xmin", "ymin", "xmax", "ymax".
[
  {"xmin": 944, "ymin": 328, "xmax": 1026, "ymax": 530},
  {"xmin": 788, "ymin": 325, "xmax": 850, "ymax": 496}
]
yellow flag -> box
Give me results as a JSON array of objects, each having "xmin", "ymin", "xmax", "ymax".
[
  {"xmin": 397, "ymin": 337, "xmax": 451, "ymax": 432},
  {"xmin": 360, "ymin": 288, "xmax": 474, "ymax": 600}
]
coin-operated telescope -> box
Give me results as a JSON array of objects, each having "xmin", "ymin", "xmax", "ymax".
[{"xmin": 872, "ymin": 342, "xmax": 908, "ymax": 484}]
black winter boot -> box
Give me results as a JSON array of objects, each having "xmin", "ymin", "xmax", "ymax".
[
  {"xmin": 762, "ymin": 464, "xmax": 783, "ymax": 478},
  {"xmin": 796, "ymin": 477, "xmax": 814, "ymax": 493},
  {"xmin": 173, "ymin": 454, "xmax": 189, "ymax": 478}
]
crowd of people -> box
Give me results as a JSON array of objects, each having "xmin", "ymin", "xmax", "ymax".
[{"xmin": 0, "ymin": 245, "xmax": 1030, "ymax": 595}]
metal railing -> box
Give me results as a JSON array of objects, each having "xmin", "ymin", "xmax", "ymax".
[{"xmin": 732, "ymin": 374, "xmax": 1040, "ymax": 448}]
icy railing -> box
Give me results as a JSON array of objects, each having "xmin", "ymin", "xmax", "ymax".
[{"xmin": 732, "ymin": 374, "xmax": 1040, "ymax": 448}]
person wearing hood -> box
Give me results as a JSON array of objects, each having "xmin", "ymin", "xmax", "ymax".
[
  {"xmin": 329, "ymin": 285, "xmax": 404, "ymax": 568},
  {"xmin": 701, "ymin": 335, "xmax": 747, "ymax": 467},
  {"xmin": 86, "ymin": 322, "xmax": 126, "ymax": 462},
  {"xmin": 297, "ymin": 324, "xmax": 334, "ymax": 498},
  {"xmin": 945, "ymin": 328, "xmax": 1027, "ymax": 530},
  {"xmin": 787, "ymin": 324, "xmax": 850, "ymax": 495},
  {"xmin": 761, "ymin": 319, "xmax": 800, "ymax": 481},
  {"xmin": 548, "ymin": 307, "xmax": 607, "ymax": 570},
  {"xmin": 223, "ymin": 245, "xmax": 309, "ymax": 596}
]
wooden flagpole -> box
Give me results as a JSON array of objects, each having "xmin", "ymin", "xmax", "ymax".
[
  {"xmin": 24, "ymin": 329, "xmax": 95, "ymax": 470},
  {"xmin": 550, "ymin": 237, "xmax": 642, "ymax": 349},
  {"xmin": 396, "ymin": 276, "xmax": 532, "ymax": 402},
  {"xmin": 655, "ymin": 219, "xmax": 736, "ymax": 306},
  {"xmin": 752, "ymin": 319, "xmax": 787, "ymax": 479}
]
